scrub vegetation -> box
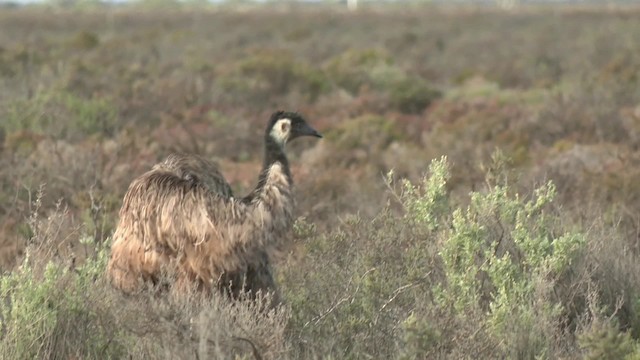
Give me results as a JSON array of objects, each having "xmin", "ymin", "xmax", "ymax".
[{"xmin": 1, "ymin": 4, "xmax": 640, "ymax": 358}]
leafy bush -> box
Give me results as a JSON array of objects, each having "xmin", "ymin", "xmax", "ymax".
[
  {"xmin": 2, "ymin": 91, "xmax": 118, "ymax": 140},
  {"xmin": 318, "ymin": 115, "xmax": 407, "ymax": 173},
  {"xmin": 325, "ymin": 48, "xmax": 395, "ymax": 95},
  {"xmin": 68, "ymin": 31, "xmax": 100, "ymax": 50},
  {"xmin": 388, "ymin": 77, "xmax": 441, "ymax": 114},
  {"xmin": 0, "ymin": 233, "xmax": 123, "ymax": 358},
  {"xmin": 326, "ymin": 115, "xmax": 404, "ymax": 151},
  {"xmin": 281, "ymin": 155, "xmax": 595, "ymax": 358},
  {"xmin": 218, "ymin": 51, "xmax": 330, "ymax": 105},
  {"xmin": 324, "ymin": 48, "xmax": 440, "ymax": 113},
  {"xmin": 580, "ymin": 322, "xmax": 640, "ymax": 360}
]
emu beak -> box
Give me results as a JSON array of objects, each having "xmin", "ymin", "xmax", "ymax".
[{"xmin": 301, "ymin": 123, "xmax": 322, "ymax": 138}]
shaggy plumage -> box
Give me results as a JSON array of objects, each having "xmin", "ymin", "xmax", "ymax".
[{"xmin": 107, "ymin": 111, "xmax": 322, "ymax": 298}]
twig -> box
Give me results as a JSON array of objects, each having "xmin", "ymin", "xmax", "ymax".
[
  {"xmin": 232, "ymin": 336, "xmax": 263, "ymax": 360},
  {"xmin": 304, "ymin": 297, "xmax": 350, "ymax": 328},
  {"xmin": 381, "ymin": 170, "xmax": 405, "ymax": 208},
  {"xmin": 374, "ymin": 277, "xmax": 428, "ymax": 326},
  {"xmin": 379, "ymin": 282, "xmax": 422, "ymax": 313},
  {"xmin": 303, "ymin": 267, "xmax": 377, "ymax": 328}
]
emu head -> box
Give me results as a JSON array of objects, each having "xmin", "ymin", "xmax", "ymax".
[{"xmin": 267, "ymin": 111, "xmax": 322, "ymax": 147}]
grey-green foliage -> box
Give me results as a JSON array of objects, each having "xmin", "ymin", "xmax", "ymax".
[
  {"xmin": 0, "ymin": 259, "xmax": 61, "ymax": 359},
  {"xmin": 410, "ymin": 155, "xmax": 585, "ymax": 357},
  {"xmin": 2, "ymin": 91, "xmax": 118, "ymax": 140},
  {"xmin": 393, "ymin": 155, "xmax": 450, "ymax": 232},
  {"xmin": 400, "ymin": 312, "xmax": 442, "ymax": 360},
  {"xmin": 580, "ymin": 322, "xmax": 640, "ymax": 360},
  {"xmin": 219, "ymin": 52, "xmax": 330, "ymax": 106},
  {"xmin": 284, "ymin": 154, "xmax": 591, "ymax": 358},
  {"xmin": 325, "ymin": 48, "xmax": 440, "ymax": 114},
  {"xmin": 0, "ymin": 237, "xmax": 124, "ymax": 359}
]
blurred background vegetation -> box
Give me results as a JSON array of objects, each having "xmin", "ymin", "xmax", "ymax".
[{"xmin": 1, "ymin": 3, "xmax": 640, "ymax": 359}]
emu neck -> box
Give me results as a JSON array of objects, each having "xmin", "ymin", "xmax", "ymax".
[
  {"xmin": 243, "ymin": 136, "xmax": 292, "ymax": 203},
  {"xmin": 264, "ymin": 137, "xmax": 289, "ymax": 172}
]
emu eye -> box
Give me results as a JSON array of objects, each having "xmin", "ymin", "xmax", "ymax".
[{"xmin": 281, "ymin": 122, "xmax": 290, "ymax": 133}]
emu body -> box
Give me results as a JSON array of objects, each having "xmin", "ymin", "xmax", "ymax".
[{"xmin": 107, "ymin": 111, "xmax": 321, "ymax": 297}]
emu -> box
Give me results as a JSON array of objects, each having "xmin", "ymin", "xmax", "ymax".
[{"xmin": 106, "ymin": 111, "xmax": 322, "ymax": 300}]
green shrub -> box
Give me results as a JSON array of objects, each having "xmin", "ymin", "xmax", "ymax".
[
  {"xmin": 324, "ymin": 48, "xmax": 440, "ymax": 113},
  {"xmin": 68, "ymin": 31, "xmax": 100, "ymax": 50},
  {"xmin": 326, "ymin": 115, "xmax": 403, "ymax": 149},
  {"xmin": 395, "ymin": 156, "xmax": 450, "ymax": 232},
  {"xmin": 2, "ymin": 91, "xmax": 118, "ymax": 140},
  {"xmin": 282, "ymin": 154, "xmax": 594, "ymax": 358},
  {"xmin": 318, "ymin": 115, "xmax": 407, "ymax": 172},
  {"xmin": 325, "ymin": 48, "xmax": 395, "ymax": 95},
  {"xmin": 388, "ymin": 78, "xmax": 441, "ymax": 114},
  {"xmin": 218, "ymin": 51, "xmax": 330, "ymax": 105},
  {"xmin": 580, "ymin": 322, "xmax": 640, "ymax": 360},
  {"xmin": 0, "ymin": 238, "xmax": 125, "ymax": 359},
  {"xmin": 399, "ymin": 312, "xmax": 442, "ymax": 359}
]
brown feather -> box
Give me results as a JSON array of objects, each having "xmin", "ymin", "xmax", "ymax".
[{"xmin": 107, "ymin": 156, "xmax": 294, "ymax": 296}]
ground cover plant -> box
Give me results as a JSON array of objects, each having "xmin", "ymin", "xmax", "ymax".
[{"xmin": 1, "ymin": 4, "xmax": 640, "ymax": 359}]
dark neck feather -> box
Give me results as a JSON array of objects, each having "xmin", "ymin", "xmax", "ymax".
[{"xmin": 242, "ymin": 136, "xmax": 292, "ymax": 203}]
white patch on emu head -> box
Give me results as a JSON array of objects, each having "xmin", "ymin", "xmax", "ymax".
[{"xmin": 269, "ymin": 118, "xmax": 291, "ymax": 146}]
